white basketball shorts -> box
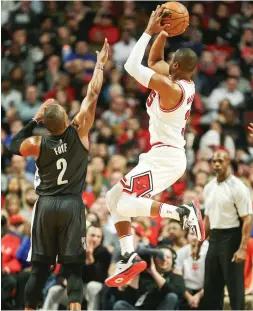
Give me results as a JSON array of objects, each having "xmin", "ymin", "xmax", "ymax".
[{"xmin": 120, "ymin": 144, "xmax": 186, "ymax": 198}]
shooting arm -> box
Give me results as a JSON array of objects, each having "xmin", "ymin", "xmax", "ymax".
[
  {"xmin": 124, "ymin": 32, "xmax": 180, "ymax": 99},
  {"xmin": 124, "ymin": 32, "xmax": 155, "ymax": 88},
  {"xmin": 148, "ymin": 32, "xmax": 170, "ymax": 76}
]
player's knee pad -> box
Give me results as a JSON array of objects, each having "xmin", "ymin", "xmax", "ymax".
[
  {"xmin": 117, "ymin": 192, "xmax": 153, "ymax": 217},
  {"xmin": 106, "ymin": 183, "xmax": 130, "ymax": 224},
  {"xmin": 105, "ymin": 183, "xmax": 123, "ymax": 212},
  {"xmin": 117, "ymin": 192, "xmax": 137, "ymax": 217}
]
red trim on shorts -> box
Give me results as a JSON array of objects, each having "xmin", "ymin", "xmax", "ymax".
[
  {"xmin": 122, "ymin": 189, "xmax": 133, "ymax": 195},
  {"xmin": 120, "ymin": 179, "xmax": 131, "ymax": 189},
  {"xmin": 158, "ymin": 81, "xmax": 185, "ymax": 113},
  {"xmin": 151, "ymin": 142, "xmax": 178, "ymax": 149},
  {"xmin": 120, "ymin": 180, "xmax": 125, "ymax": 187}
]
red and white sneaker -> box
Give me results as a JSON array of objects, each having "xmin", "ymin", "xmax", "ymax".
[
  {"xmin": 181, "ymin": 199, "xmax": 205, "ymax": 242},
  {"xmin": 105, "ymin": 252, "xmax": 147, "ymax": 287}
]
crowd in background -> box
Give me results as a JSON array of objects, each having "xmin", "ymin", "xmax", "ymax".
[{"xmin": 1, "ymin": 0, "xmax": 253, "ymax": 310}]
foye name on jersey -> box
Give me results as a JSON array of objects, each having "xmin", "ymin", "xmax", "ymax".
[{"xmin": 54, "ymin": 143, "xmax": 67, "ymax": 156}]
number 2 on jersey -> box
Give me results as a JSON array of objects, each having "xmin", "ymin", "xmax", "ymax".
[{"xmin": 56, "ymin": 158, "xmax": 68, "ymax": 185}]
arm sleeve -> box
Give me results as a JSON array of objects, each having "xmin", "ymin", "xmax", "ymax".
[
  {"xmin": 8, "ymin": 119, "xmax": 37, "ymax": 155},
  {"xmin": 124, "ymin": 33, "xmax": 155, "ymax": 88}
]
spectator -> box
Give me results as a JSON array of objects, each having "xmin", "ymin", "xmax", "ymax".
[
  {"xmin": 9, "ymin": 65, "xmax": 27, "ymax": 94},
  {"xmin": 2, "ymin": 214, "xmax": 24, "ymax": 274},
  {"xmin": 45, "ymin": 55, "xmax": 64, "ymax": 91},
  {"xmin": 44, "ymin": 73, "xmax": 76, "ymax": 103},
  {"xmin": 89, "ymin": 13, "xmax": 119, "ymax": 45},
  {"xmin": 113, "ymin": 30, "xmax": 136, "ymax": 71},
  {"xmin": 102, "ymin": 95, "xmax": 128, "ymax": 126},
  {"xmin": 3, "ymin": 120, "xmax": 23, "ymax": 148},
  {"xmin": 4, "ymin": 193, "xmax": 21, "ymax": 216},
  {"xmin": 64, "ymin": 41, "xmax": 96, "ymax": 76},
  {"xmin": 159, "ymin": 220, "xmax": 187, "ymax": 251},
  {"xmin": 225, "ymin": 62, "xmax": 251, "ymax": 93},
  {"xmin": 8, "ymin": 155, "xmax": 34, "ymax": 184},
  {"xmin": 113, "ymin": 245, "xmax": 185, "ymax": 310},
  {"xmin": 2, "ymin": 43, "xmax": 35, "ymax": 85},
  {"xmin": 20, "ymin": 187, "xmax": 38, "ymax": 222},
  {"xmin": 17, "ymin": 86, "xmax": 42, "ymax": 122},
  {"xmin": 199, "ymin": 120, "xmax": 236, "ymax": 159},
  {"xmin": 175, "ymin": 231, "xmax": 209, "ymax": 310},
  {"xmin": 6, "ymin": 177, "xmax": 22, "ymax": 198},
  {"xmin": 206, "ymin": 76, "xmax": 244, "ymax": 111},
  {"xmin": 43, "ymin": 224, "xmax": 111, "ymax": 310},
  {"xmin": 1, "ymin": 77, "xmax": 22, "ymax": 112},
  {"xmin": 9, "ymin": 0, "xmax": 39, "ymax": 31}
]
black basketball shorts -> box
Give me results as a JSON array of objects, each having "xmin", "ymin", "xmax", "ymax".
[{"xmin": 30, "ymin": 194, "xmax": 86, "ymax": 264}]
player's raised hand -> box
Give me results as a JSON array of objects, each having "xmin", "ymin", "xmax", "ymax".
[
  {"xmin": 96, "ymin": 38, "xmax": 109, "ymax": 66},
  {"xmin": 34, "ymin": 98, "xmax": 54, "ymax": 122},
  {"xmin": 145, "ymin": 5, "xmax": 170, "ymax": 36},
  {"xmin": 248, "ymin": 123, "xmax": 253, "ymax": 137}
]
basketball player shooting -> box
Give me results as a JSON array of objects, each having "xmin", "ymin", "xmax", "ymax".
[
  {"xmin": 8, "ymin": 39, "xmax": 109, "ymax": 310},
  {"xmin": 105, "ymin": 5, "xmax": 205, "ymax": 287}
]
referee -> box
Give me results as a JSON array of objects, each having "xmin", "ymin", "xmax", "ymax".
[{"xmin": 202, "ymin": 149, "xmax": 253, "ymax": 310}]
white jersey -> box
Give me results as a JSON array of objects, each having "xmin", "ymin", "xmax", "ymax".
[{"xmin": 146, "ymin": 79, "xmax": 195, "ymax": 149}]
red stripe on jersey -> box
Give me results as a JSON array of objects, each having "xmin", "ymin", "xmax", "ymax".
[{"xmin": 158, "ymin": 81, "xmax": 185, "ymax": 113}]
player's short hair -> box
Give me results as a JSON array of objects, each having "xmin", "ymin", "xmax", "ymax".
[
  {"xmin": 43, "ymin": 104, "xmax": 65, "ymax": 133},
  {"xmin": 175, "ymin": 48, "xmax": 198, "ymax": 72}
]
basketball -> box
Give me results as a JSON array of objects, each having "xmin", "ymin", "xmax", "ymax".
[{"xmin": 161, "ymin": 2, "xmax": 189, "ymax": 37}]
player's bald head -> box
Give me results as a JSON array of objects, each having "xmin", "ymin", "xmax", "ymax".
[
  {"xmin": 213, "ymin": 149, "xmax": 231, "ymax": 162},
  {"xmin": 174, "ymin": 48, "xmax": 198, "ymax": 72},
  {"xmin": 43, "ymin": 104, "xmax": 66, "ymax": 133}
]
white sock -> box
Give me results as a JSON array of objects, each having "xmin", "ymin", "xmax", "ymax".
[
  {"xmin": 119, "ymin": 235, "xmax": 134, "ymax": 256},
  {"xmin": 159, "ymin": 203, "xmax": 180, "ymax": 220}
]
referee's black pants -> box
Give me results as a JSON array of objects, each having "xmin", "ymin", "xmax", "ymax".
[{"xmin": 203, "ymin": 227, "xmax": 245, "ymax": 310}]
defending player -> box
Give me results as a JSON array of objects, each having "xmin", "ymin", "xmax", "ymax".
[{"xmin": 8, "ymin": 39, "xmax": 109, "ymax": 310}]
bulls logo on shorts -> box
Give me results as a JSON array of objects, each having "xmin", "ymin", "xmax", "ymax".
[{"xmin": 120, "ymin": 171, "xmax": 153, "ymax": 197}]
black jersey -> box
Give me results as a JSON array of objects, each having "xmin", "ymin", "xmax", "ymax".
[{"xmin": 35, "ymin": 126, "xmax": 88, "ymax": 196}]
